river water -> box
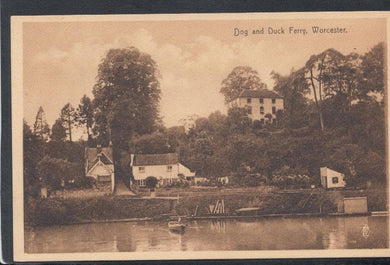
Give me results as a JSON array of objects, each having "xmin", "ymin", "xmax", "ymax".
[{"xmin": 25, "ymin": 216, "xmax": 388, "ymax": 253}]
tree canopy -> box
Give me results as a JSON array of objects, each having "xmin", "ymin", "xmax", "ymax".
[
  {"xmin": 220, "ymin": 66, "xmax": 267, "ymax": 103},
  {"xmin": 92, "ymin": 47, "xmax": 161, "ymax": 148}
]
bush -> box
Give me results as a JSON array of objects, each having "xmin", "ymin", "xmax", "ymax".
[{"xmin": 30, "ymin": 198, "xmax": 71, "ymax": 226}]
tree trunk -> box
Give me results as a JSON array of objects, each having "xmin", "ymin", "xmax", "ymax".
[
  {"xmin": 68, "ymin": 117, "xmax": 72, "ymax": 142},
  {"xmin": 309, "ymin": 68, "xmax": 324, "ymax": 131}
]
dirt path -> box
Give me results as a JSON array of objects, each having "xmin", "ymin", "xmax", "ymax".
[{"xmin": 114, "ymin": 179, "xmax": 136, "ymax": 196}]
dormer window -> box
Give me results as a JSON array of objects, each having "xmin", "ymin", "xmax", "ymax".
[{"xmin": 247, "ymin": 98, "xmax": 251, "ymax": 104}]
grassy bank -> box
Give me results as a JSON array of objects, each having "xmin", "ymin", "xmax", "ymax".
[
  {"xmin": 25, "ymin": 196, "xmax": 174, "ymax": 226},
  {"xmin": 25, "ymin": 187, "xmax": 387, "ymax": 227}
]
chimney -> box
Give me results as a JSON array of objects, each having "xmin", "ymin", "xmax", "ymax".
[{"xmin": 130, "ymin": 154, "xmax": 135, "ymax": 167}]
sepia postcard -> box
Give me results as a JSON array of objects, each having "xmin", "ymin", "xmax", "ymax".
[{"xmin": 11, "ymin": 11, "xmax": 390, "ymax": 262}]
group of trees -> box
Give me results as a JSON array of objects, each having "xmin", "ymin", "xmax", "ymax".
[
  {"xmin": 130, "ymin": 43, "xmax": 385, "ymax": 188},
  {"xmin": 24, "ymin": 47, "xmax": 162, "ymax": 197},
  {"xmin": 24, "ymin": 42, "xmax": 386, "ymax": 197}
]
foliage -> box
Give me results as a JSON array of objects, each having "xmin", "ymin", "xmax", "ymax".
[
  {"xmin": 359, "ymin": 42, "xmax": 385, "ymax": 96},
  {"xmin": 33, "ymin": 106, "xmax": 50, "ymax": 141},
  {"xmin": 92, "ymin": 47, "xmax": 161, "ymax": 148},
  {"xmin": 36, "ymin": 155, "xmax": 84, "ymax": 190},
  {"xmin": 24, "ymin": 120, "xmax": 45, "ymax": 198},
  {"xmin": 76, "ymin": 95, "xmax": 94, "ymax": 142},
  {"xmin": 51, "ymin": 118, "xmax": 67, "ymax": 142},
  {"xmin": 220, "ymin": 66, "xmax": 267, "ymax": 103},
  {"xmin": 60, "ymin": 103, "xmax": 76, "ymax": 142},
  {"xmin": 145, "ymin": 176, "xmax": 159, "ymax": 190}
]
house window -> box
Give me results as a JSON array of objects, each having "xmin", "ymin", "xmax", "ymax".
[
  {"xmin": 272, "ymin": 119, "xmax": 276, "ymax": 125},
  {"xmin": 247, "ymin": 98, "xmax": 251, "ymax": 104},
  {"xmin": 332, "ymin": 177, "xmax": 339, "ymax": 184},
  {"xmin": 259, "ymin": 98, "xmax": 264, "ymax": 104},
  {"xmin": 272, "ymin": 106, "xmax": 276, "ymax": 114},
  {"xmin": 247, "ymin": 106, "xmax": 252, "ymax": 115},
  {"xmin": 139, "ymin": 166, "xmax": 145, "ymax": 173},
  {"xmin": 138, "ymin": 179, "xmax": 146, "ymax": 187},
  {"xmin": 167, "ymin": 165, "xmax": 172, "ymax": 172},
  {"xmin": 98, "ymin": 175, "xmax": 111, "ymax": 182},
  {"xmin": 272, "ymin": 98, "xmax": 276, "ymax": 104},
  {"xmin": 260, "ymin": 119, "xmax": 265, "ymax": 124},
  {"xmin": 260, "ymin": 106, "xmax": 264, "ymax": 114}
]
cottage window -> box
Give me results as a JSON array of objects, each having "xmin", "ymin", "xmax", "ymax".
[
  {"xmin": 332, "ymin": 177, "xmax": 339, "ymax": 184},
  {"xmin": 139, "ymin": 166, "xmax": 145, "ymax": 173},
  {"xmin": 272, "ymin": 98, "xmax": 276, "ymax": 104},
  {"xmin": 98, "ymin": 175, "xmax": 111, "ymax": 182},
  {"xmin": 272, "ymin": 106, "xmax": 276, "ymax": 114},
  {"xmin": 260, "ymin": 106, "xmax": 264, "ymax": 114},
  {"xmin": 259, "ymin": 98, "xmax": 264, "ymax": 104},
  {"xmin": 247, "ymin": 98, "xmax": 251, "ymax": 104},
  {"xmin": 247, "ymin": 106, "xmax": 252, "ymax": 115},
  {"xmin": 167, "ymin": 165, "xmax": 172, "ymax": 172},
  {"xmin": 138, "ymin": 179, "xmax": 146, "ymax": 187}
]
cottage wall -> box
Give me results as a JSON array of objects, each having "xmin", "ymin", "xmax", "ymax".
[{"xmin": 133, "ymin": 164, "xmax": 179, "ymax": 181}]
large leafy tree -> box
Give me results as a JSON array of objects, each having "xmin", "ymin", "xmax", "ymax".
[
  {"xmin": 33, "ymin": 106, "xmax": 50, "ymax": 141},
  {"xmin": 220, "ymin": 66, "xmax": 267, "ymax": 103},
  {"xmin": 93, "ymin": 47, "xmax": 161, "ymax": 148},
  {"xmin": 60, "ymin": 103, "xmax": 76, "ymax": 142},
  {"xmin": 304, "ymin": 49, "xmax": 345, "ymax": 131}
]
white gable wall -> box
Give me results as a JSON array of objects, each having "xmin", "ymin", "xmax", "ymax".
[
  {"xmin": 178, "ymin": 163, "xmax": 195, "ymax": 177},
  {"xmin": 86, "ymin": 161, "xmax": 115, "ymax": 192},
  {"xmin": 320, "ymin": 167, "xmax": 346, "ymax": 189}
]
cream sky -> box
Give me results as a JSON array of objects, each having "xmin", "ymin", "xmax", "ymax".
[{"xmin": 23, "ymin": 17, "xmax": 386, "ymax": 138}]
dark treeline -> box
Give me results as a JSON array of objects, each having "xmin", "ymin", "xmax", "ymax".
[{"xmin": 24, "ymin": 43, "xmax": 386, "ymax": 197}]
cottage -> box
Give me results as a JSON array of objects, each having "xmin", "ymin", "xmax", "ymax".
[
  {"xmin": 227, "ymin": 89, "xmax": 284, "ymax": 124},
  {"xmin": 320, "ymin": 167, "xmax": 346, "ymax": 189},
  {"xmin": 85, "ymin": 144, "xmax": 115, "ymax": 192},
  {"xmin": 130, "ymin": 153, "xmax": 195, "ymax": 187}
]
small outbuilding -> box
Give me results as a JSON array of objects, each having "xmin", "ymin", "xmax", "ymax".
[
  {"xmin": 320, "ymin": 167, "xmax": 346, "ymax": 189},
  {"xmin": 85, "ymin": 144, "xmax": 115, "ymax": 192}
]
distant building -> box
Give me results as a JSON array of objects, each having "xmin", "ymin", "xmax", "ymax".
[
  {"xmin": 85, "ymin": 144, "xmax": 115, "ymax": 192},
  {"xmin": 130, "ymin": 153, "xmax": 195, "ymax": 187},
  {"xmin": 227, "ymin": 89, "xmax": 284, "ymax": 124},
  {"xmin": 320, "ymin": 167, "xmax": 346, "ymax": 189}
]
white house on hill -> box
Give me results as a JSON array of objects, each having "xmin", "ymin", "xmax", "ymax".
[
  {"xmin": 130, "ymin": 153, "xmax": 195, "ymax": 187},
  {"xmin": 85, "ymin": 145, "xmax": 115, "ymax": 192},
  {"xmin": 227, "ymin": 89, "xmax": 284, "ymax": 124},
  {"xmin": 320, "ymin": 167, "xmax": 346, "ymax": 189}
]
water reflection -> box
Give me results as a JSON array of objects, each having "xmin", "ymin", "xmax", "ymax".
[{"xmin": 25, "ymin": 216, "xmax": 388, "ymax": 253}]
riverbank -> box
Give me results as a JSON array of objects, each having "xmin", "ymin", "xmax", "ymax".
[{"xmin": 25, "ymin": 186, "xmax": 387, "ymax": 227}]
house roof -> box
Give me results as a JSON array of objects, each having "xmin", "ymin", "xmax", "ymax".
[
  {"xmin": 236, "ymin": 89, "xmax": 283, "ymax": 99},
  {"xmin": 85, "ymin": 146, "xmax": 114, "ymax": 172},
  {"xmin": 133, "ymin": 153, "xmax": 178, "ymax": 166}
]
